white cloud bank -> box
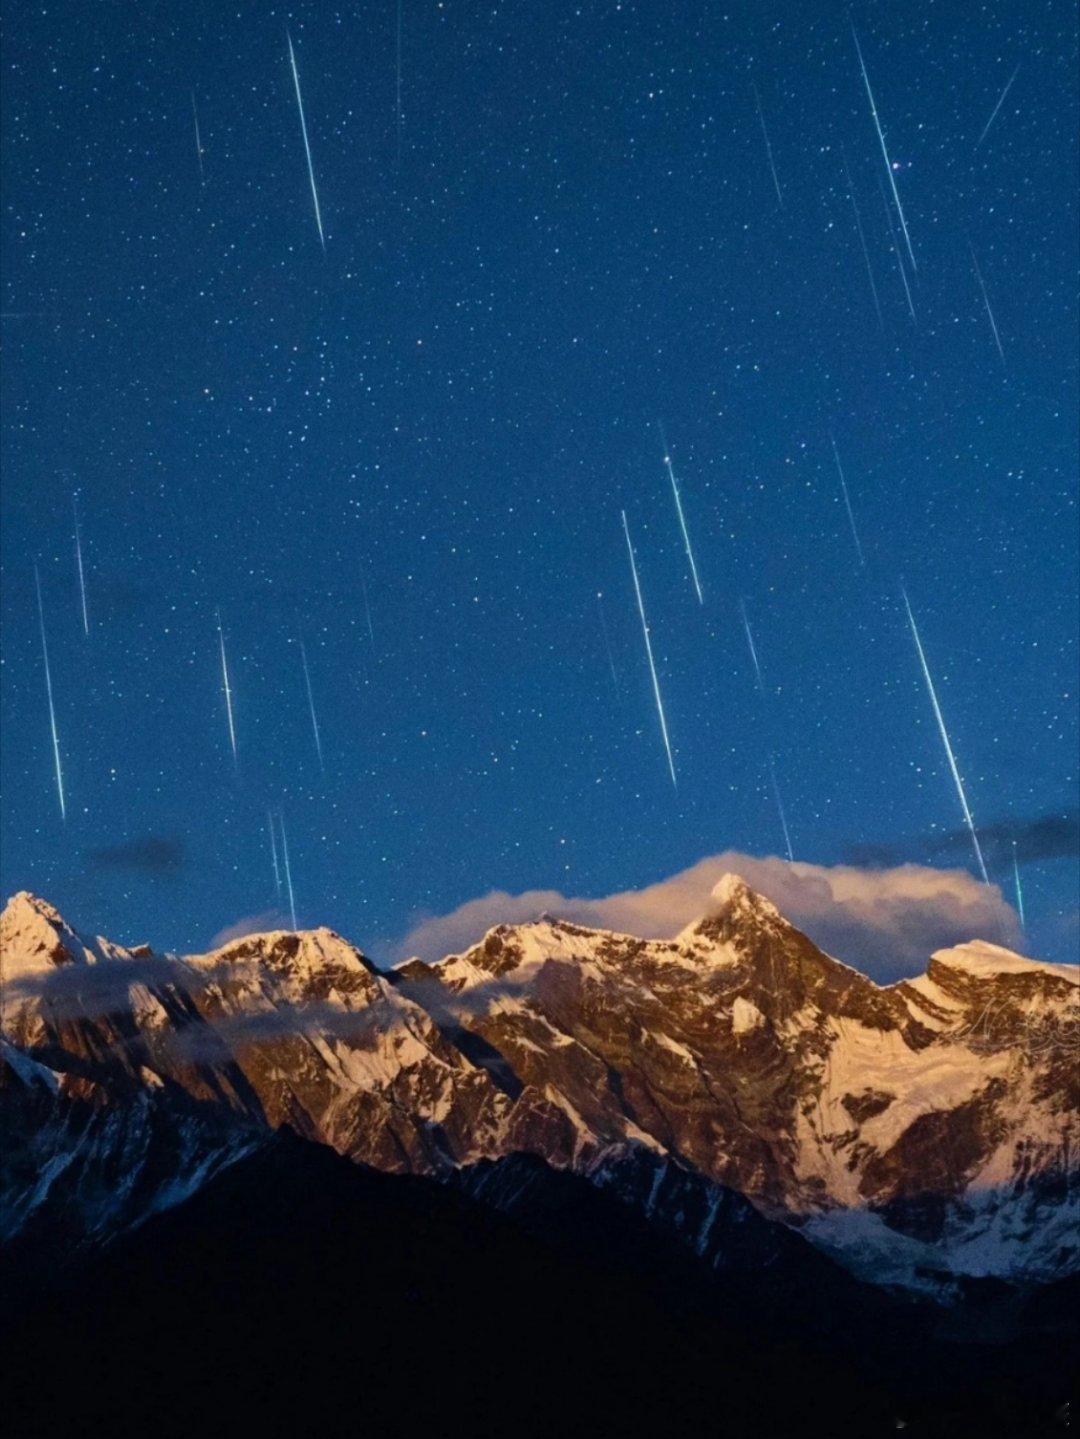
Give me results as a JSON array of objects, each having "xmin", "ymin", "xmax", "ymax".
[
  {"xmin": 392, "ymin": 853, "xmax": 1022, "ymax": 982},
  {"xmin": 208, "ymin": 909, "xmax": 291, "ymax": 949}
]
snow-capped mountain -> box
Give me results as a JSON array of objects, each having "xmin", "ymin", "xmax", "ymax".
[{"xmin": 2, "ymin": 879, "xmax": 1076, "ymax": 1289}]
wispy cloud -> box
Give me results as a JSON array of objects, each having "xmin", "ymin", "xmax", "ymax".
[
  {"xmin": 392, "ymin": 852, "xmax": 1021, "ymax": 982},
  {"xmin": 87, "ymin": 834, "xmax": 185, "ymax": 876},
  {"xmin": 846, "ymin": 808, "xmax": 1080, "ymax": 870}
]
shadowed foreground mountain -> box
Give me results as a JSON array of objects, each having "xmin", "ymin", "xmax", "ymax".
[
  {"xmin": 2, "ymin": 880, "xmax": 1077, "ymax": 1435},
  {"xmin": 5, "ymin": 1129, "xmax": 1076, "ymax": 1439}
]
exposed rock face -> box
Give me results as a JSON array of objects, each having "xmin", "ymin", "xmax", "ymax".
[{"xmin": 2, "ymin": 882, "xmax": 1076, "ymax": 1288}]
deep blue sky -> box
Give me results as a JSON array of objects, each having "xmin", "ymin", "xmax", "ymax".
[{"xmin": 2, "ymin": 0, "xmax": 1077, "ymax": 966}]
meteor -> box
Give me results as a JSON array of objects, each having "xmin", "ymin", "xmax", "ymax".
[
  {"xmin": 901, "ymin": 587, "xmax": 989, "ymax": 884},
  {"xmin": 768, "ymin": 755, "xmax": 794, "ymax": 862},
  {"xmin": 975, "ymin": 63, "xmax": 1020, "ymax": 149},
  {"xmin": 34, "ymin": 566, "xmax": 66, "ymax": 821},
  {"xmin": 279, "ymin": 812, "xmax": 298, "ymax": 930},
  {"xmin": 1012, "ymin": 839, "xmax": 1025, "ymax": 931},
  {"xmin": 877, "ymin": 176, "xmax": 917, "ymax": 323},
  {"xmin": 298, "ymin": 633, "xmax": 325, "ymax": 772},
  {"xmin": 751, "ymin": 79, "xmax": 783, "ymax": 207},
  {"xmin": 828, "ymin": 434, "xmax": 866, "ymax": 566},
  {"xmin": 360, "ymin": 569, "xmax": 375, "ymax": 645},
  {"xmin": 216, "ymin": 611, "xmax": 238, "ymax": 767},
  {"xmin": 621, "ymin": 511, "xmax": 677, "ymax": 788},
  {"xmin": 839, "ymin": 143, "xmax": 883, "ymax": 330},
  {"xmin": 286, "ymin": 31, "xmax": 326, "ymax": 250},
  {"xmin": 851, "ymin": 23, "xmax": 917, "ymax": 273},
  {"xmin": 73, "ymin": 493, "xmax": 89, "ymax": 634},
  {"xmin": 191, "ymin": 90, "xmax": 205, "ymax": 185},
  {"xmin": 656, "ymin": 421, "xmax": 704, "ymax": 605},
  {"xmin": 969, "ymin": 245, "xmax": 1006, "ymax": 365},
  {"xmin": 739, "ymin": 597, "xmax": 765, "ymax": 696},
  {"xmin": 268, "ymin": 810, "xmax": 282, "ymax": 895},
  {"xmin": 738, "ymin": 598, "xmax": 795, "ymax": 859},
  {"xmin": 596, "ymin": 591, "xmax": 619, "ymax": 691}
]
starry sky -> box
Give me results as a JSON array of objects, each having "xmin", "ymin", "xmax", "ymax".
[{"xmin": 2, "ymin": 0, "xmax": 1077, "ymax": 968}]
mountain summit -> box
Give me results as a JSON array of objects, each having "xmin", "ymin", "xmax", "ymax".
[{"xmin": 2, "ymin": 884, "xmax": 1075, "ymax": 1290}]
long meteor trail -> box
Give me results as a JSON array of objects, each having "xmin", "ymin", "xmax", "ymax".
[
  {"xmin": 751, "ymin": 79, "xmax": 783, "ymax": 207},
  {"xmin": 657, "ymin": 421, "xmax": 704, "ymax": 604},
  {"xmin": 216, "ymin": 612, "xmax": 238, "ymax": 767},
  {"xmin": 840, "ymin": 144, "xmax": 883, "ymax": 330},
  {"xmin": 878, "ymin": 175, "xmax": 917, "ymax": 323},
  {"xmin": 268, "ymin": 810, "xmax": 282, "ymax": 895},
  {"xmin": 739, "ymin": 598, "xmax": 795, "ymax": 860},
  {"xmin": 970, "ymin": 245, "xmax": 1006, "ymax": 365},
  {"xmin": 73, "ymin": 494, "xmax": 89, "ymax": 634},
  {"xmin": 35, "ymin": 566, "xmax": 66, "ymax": 821},
  {"xmin": 976, "ymin": 63, "xmax": 1020, "ymax": 149},
  {"xmin": 901, "ymin": 587, "xmax": 989, "ymax": 884},
  {"xmin": 279, "ymin": 813, "xmax": 298, "ymax": 930},
  {"xmin": 851, "ymin": 23, "xmax": 917, "ymax": 274},
  {"xmin": 828, "ymin": 434, "xmax": 866, "ymax": 566},
  {"xmin": 287, "ymin": 31, "xmax": 326, "ymax": 250},
  {"xmin": 622, "ymin": 511, "xmax": 677, "ymax": 788},
  {"xmin": 298, "ymin": 634, "xmax": 325, "ymax": 772}
]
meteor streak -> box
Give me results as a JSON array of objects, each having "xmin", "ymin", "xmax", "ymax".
[
  {"xmin": 268, "ymin": 810, "xmax": 282, "ymax": 895},
  {"xmin": 738, "ymin": 598, "xmax": 794, "ymax": 859},
  {"xmin": 596, "ymin": 591, "xmax": 619, "ymax": 690},
  {"xmin": 851, "ymin": 23, "xmax": 917, "ymax": 273},
  {"xmin": 828, "ymin": 434, "xmax": 866, "ymax": 566},
  {"xmin": 35, "ymin": 566, "xmax": 66, "ymax": 821},
  {"xmin": 975, "ymin": 63, "xmax": 1020, "ymax": 149},
  {"xmin": 878, "ymin": 176, "xmax": 917, "ymax": 323},
  {"xmin": 739, "ymin": 598, "xmax": 765, "ymax": 696},
  {"xmin": 73, "ymin": 493, "xmax": 89, "ymax": 634},
  {"xmin": 287, "ymin": 31, "xmax": 326, "ymax": 250},
  {"xmin": 298, "ymin": 634, "xmax": 325, "ymax": 772},
  {"xmin": 768, "ymin": 755, "xmax": 794, "ymax": 862},
  {"xmin": 751, "ymin": 79, "xmax": 783, "ymax": 207},
  {"xmin": 901, "ymin": 587, "xmax": 989, "ymax": 884},
  {"xmin": 969, "ymin": 245, "xmax": 1005, "ymax": 365},
  {"xmin": 656, "ymin": 421, "xmax": 704, "ymax": 604},
  {"xmin": 279, "ymin": 813, "xmax": 298, "ymax": 930},
  {"xmin": 621, "ymin": 511, "xmax": 677, "ymax": 788},
  {"xmin": 191, "ymin": 90, "xmax": 205, "ymax": 184},
  {"xmin": 839, "ymin": 144, "xmax": 883, "ymax": 330},
  {"xmin": 360, "ymin": 569, "xmax": 375, "ymax": 645},
  {"xmin": 1012, "ymin": 839, "xmax": 1025, "ymax": 931},
  {"xmin": 216, "ymin": 611, "xmax": 238, "ymax": 767}
]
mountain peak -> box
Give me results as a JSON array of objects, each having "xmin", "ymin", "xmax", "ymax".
[
  {"xmin": 0, "ymin": 891, "xmax": 90, "ymax": 983},
  {"xmin": 708, "ymin": 872, "xmax": 781, "ymax": 920},
  {"xmin": 677, "ymin": 873, "xmax": 783, "ymax": 946}
]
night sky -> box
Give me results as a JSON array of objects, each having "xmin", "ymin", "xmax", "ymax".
[{"xmin": 2, "ymin": 1, "xmax": 1077, "ymax": 967}]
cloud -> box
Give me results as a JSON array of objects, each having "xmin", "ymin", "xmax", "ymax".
[
  {"xmin": 208, "ymin": 911, "xmax": 291, "ymax": 948},
  {"xmin": 392, "ymin": 853, "xmax": 1022, "ymax": 982},
  {"xmin": 3, "ymin": 950, "xmax": 527, "ymax": 1062},
  {"xmin": 845, "ymin": 809, "xmax": 1080, "ymax": 869},
  {"xmin": 87, "ymin": 835, "xmax": 185, "ymax": 876}
]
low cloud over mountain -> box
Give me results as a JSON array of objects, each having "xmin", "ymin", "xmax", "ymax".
[{"xmin": 394, "ymin": 852, "xmax": 1021, "ymax": 981}]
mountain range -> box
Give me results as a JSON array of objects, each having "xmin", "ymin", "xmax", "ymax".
[{"xmin": 2, "ymin": 877, "xmax": 1077, "ymax": 1435}]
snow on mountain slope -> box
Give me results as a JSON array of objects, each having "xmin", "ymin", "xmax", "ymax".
[
  {"xmin": 416, "ymin": 875, "xmax": 1078, "ymax": 1281},
  {"xmin": 2, "ymin": 881, "xmax": 1075, "ymax": 1287}
]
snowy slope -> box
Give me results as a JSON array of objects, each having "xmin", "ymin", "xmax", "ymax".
[{"xmin": 2, "ymin": 881, "xmax": 1075, "ymax": 1288}]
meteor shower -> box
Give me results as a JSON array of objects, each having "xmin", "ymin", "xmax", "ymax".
[{"xmin": 2, "ymin": 3, "xmax": 1077, "ymax": 1437}]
